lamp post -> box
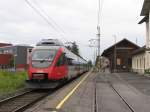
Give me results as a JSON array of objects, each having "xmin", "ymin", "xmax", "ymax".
[{"xmin": 14, "ymin": 54, "xmax": 17, "ymax": 71}]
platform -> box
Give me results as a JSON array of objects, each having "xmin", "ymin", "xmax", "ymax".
[{"xmin": 25, "ymin": 72, "xmax": 150, "ymax": 112}]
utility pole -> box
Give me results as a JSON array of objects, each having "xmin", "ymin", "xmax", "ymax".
[
  {"xmin": 113, "ymin": 35, "xmax": 117, "ymax": 72},
  {"xmin": 136, "ymin": 37, "xmax": 138, "ymax": 44},
  {"xmin": 97, "ymin": 0, "xmax": 101, "ymax": 71},
  {"xmin": 97, "ymin": 0, "xmax": 101, "ymax": 56},
  {"xmin": 89, "ymin": 0, "xmax": 102, "ymax": 71},
  {"xmin": 97, "ymin": 26, "xmax": 100, "ymax": 56}
]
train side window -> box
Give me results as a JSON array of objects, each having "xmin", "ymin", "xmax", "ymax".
[{"xmin": 67, "ymin": 58, "xmax": 73, "ymax": 65}]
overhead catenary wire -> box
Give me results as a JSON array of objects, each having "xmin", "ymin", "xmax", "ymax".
[
  {"xmin": 25, "ymin": 0, "xmax": 59, "ymax": 33},
  {"xmin": 32, "ymin": 0, "xmax": 67, "ymax": 36},
  {"xmin": 25, "ymin": 0, "xmax": 92, "ymax": 53},
  {"xmin": 25, "ymin": 0, "xmax": 69, "ymax": 42}
]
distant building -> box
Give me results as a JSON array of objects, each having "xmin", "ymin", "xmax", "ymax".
[
  {"xmin": 102, "ymin": 38, "xmax": 140, "ymax": 72},
  {"xmin": 0, "ymin": 45, "xmax": 33, "ymax": 70},
  {"xmin": 0, "ymin": 43, "xmax": 13, "ymax": 69},
  {"xmin": 0, "ymin": 43, "xmax": 12, "ymax": 47},
  {"xmin": 132, "ymin": 0, "xmax": 150, "ymax": 74}
]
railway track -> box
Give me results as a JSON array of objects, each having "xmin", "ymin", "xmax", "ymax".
[
  {"xmin": 0, "ymin": 89, "xmax": 51, "ymax": 112},
  {"xmin": 109, "ymin": 82, "xmax": 135, "ymax": 112},
  {"xmin": 94, "ymin": 73, "xmax": 136, "ymax": 112},
  {"xmin": 0, "ymin": 71, "xmax": 90, "ymax": 112},
  {"xmin": 0, "ymin": 72, "xmax": 88, "ymax": 112}
]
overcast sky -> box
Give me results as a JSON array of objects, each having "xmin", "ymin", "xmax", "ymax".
[{"xmin": 0, "ymin": 0, "xmax": 146, "ymax": 61}]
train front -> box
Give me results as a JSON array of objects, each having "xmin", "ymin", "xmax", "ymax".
[{"xmin": 26, "ymin": 47, "xmax": 59, "ymax": 89}]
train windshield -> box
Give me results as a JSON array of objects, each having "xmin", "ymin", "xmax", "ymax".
[
  {"xmin": 31, "ymin": 49, "xmax": 56, "ymax": 68},
  {"xmin": 32, "ymin": 49, "xmax": 56, "ymax": 61}
]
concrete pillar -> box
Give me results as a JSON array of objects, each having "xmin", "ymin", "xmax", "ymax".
[
  {"xmin": 146, "ymin": 10, "xmax": 150, "ymax": 48},
  {"xmin": 146, "ymin": 21, "xmax": 149, "ymax": 48},
  {"xmin": 145, "ymin": 52, "xmax": 148, "ymax": 69},
  {"xmin": 149, "ymin": 10, "xmax": 150, "ymax": 48},
  {"xmin": 144, "ymin": 10, "xmax": 150, "ymax": 70}
]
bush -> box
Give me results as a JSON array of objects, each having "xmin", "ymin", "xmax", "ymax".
[{"xmin": 0, "ymin": 71, "xmax": 27, "ymax": 95}]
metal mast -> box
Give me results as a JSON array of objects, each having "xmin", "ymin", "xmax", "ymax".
[
  {"xmin": 97, "ymin": 0, "xmax": 101, "ymax": 56},
  {"xmin": 113, "ymin": 35, "xmax": 117, "ymax": 72}
]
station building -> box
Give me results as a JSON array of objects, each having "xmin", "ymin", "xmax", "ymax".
[
  {"xmin": 132, "ymin": 0, "xmax": 150, "ymax": 74},
  {"xmin": 0, "ymin": 44, "xmax": 33, "ymax": 70},
  {"xmin": 102, "ymin": 38, "xmax": 140, "ymax": 72}
]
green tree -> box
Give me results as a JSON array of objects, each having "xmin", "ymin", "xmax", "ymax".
[
  {"xmin": 66, "ymin": 41, "xmax": 80, "ymax": 56},
  {"xmin": 88, "ymin": 60, "xmax": 93, "ymax": 67},
  {"xmin": 71, "ymin": 42, "xmax": 79, "ymax": 56},
  {"xmin": 66, "ymin": 45, "xmax": 72, "ymax": 51}
]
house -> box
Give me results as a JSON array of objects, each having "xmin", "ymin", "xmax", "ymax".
[
  {"xmin": 132, "ymin": 0, "xmax": 150, "ymax": 74},
  {"xmin": 101, "ymin": 38, "xmax": 140, "ymax": 72}
]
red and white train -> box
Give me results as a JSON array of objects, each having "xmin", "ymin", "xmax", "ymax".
[{"xmin": 26, "ymin": 39, "xmax": 89, "ymax": 88}]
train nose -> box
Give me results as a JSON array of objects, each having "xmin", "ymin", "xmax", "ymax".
[{"xmin": 30, "ymin": 67, "xmax": 54, "ymax": 80}]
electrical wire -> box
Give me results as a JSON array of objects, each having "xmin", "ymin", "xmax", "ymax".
[
  {"xmin": 33, "ymin": 0, "xmax": 67, "ymax": 35},
  {"xmin": 25, "ymin": 0, "xmax": 71, "ymax": 44},
  {"xmin": 25, "ymin": 0, "xmax": 91, "ymax": 48},
  {"xmin": 25, "ymin": 0, "xmax": 66, "ymax": 39}
]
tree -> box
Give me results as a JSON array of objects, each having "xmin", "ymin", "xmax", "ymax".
[
  {"xmin": 88, "ymin": 60, "xmax": 93, "ymax": 67},
  {"xmin": 71, "ymin": 42, "xmax": 79, "ymax": 56},
  {"xmin": 66, "ymin": 45, "xmax": 72, "ymax": 51},
  {"xmin": 66, "ymin": 41, "xmax": 80, "ymax": 56}
]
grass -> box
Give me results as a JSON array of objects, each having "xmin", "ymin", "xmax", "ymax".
[{"xmin": 0, "ymin": 71, "xmax": 27, "ymax": 95}]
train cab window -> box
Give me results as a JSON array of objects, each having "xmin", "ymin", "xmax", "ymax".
[{"xmin": 56, "ymin": 53, "xmax": 66, "ymax": 66}]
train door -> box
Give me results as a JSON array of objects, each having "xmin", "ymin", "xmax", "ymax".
[{"xmin": 56, "ymin": 53, "xmax": 68, "ymax": 79}]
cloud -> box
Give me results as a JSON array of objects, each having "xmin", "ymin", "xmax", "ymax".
[{"xmin": 0, "ymin": 0, "xmax": 146, "ymax": 61}]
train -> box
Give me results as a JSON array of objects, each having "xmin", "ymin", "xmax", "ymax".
[{"xmin": 26, "ymin": 39, "xmax": 90, "ymax": 88}]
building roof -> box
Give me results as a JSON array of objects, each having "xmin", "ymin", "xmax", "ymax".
[
  {"xmin": 0, "ymin": 43, "xmax": 12, "ymax": 47},
  {"xmin": 132, "ymin": 46, "xmax": 146, "ymax": 55},
  {"xmin": 139, "ymin": 16, "xmax": 149, "ymax": 24},
  {"xmin": 138, "ymin": 0, "xmax": 150, "ymax": 24},
  {"xmin": 0, "ymin": 45, "xmax": 33, "ymax": 49},
  {"xmin": 101, "ymin": 38, "xmax": 140, "ymax": 56},
  {"xmin": 141, "ymin": 0, "xmax": 150, "ymax": 16}
]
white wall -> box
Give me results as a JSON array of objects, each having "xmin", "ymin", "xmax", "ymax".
[{"xmin": 132, "ymin": 53, "xmax": 145, "ymax": 74}]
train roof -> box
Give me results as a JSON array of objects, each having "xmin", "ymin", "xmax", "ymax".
[
  {"xmin": 35, "ymin": 39, "xmax": 87, "ymax": 63},
  {"xmin": 36, "ymin": 39, "xmax": 63, "ymax": 46},
  {"xmin": 34, "ymin": 45, "xmax": 87, "ymax": 63},
  {"xmin": 34, "ymin": 46, "xmax": 61, "ymax": 50}
]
